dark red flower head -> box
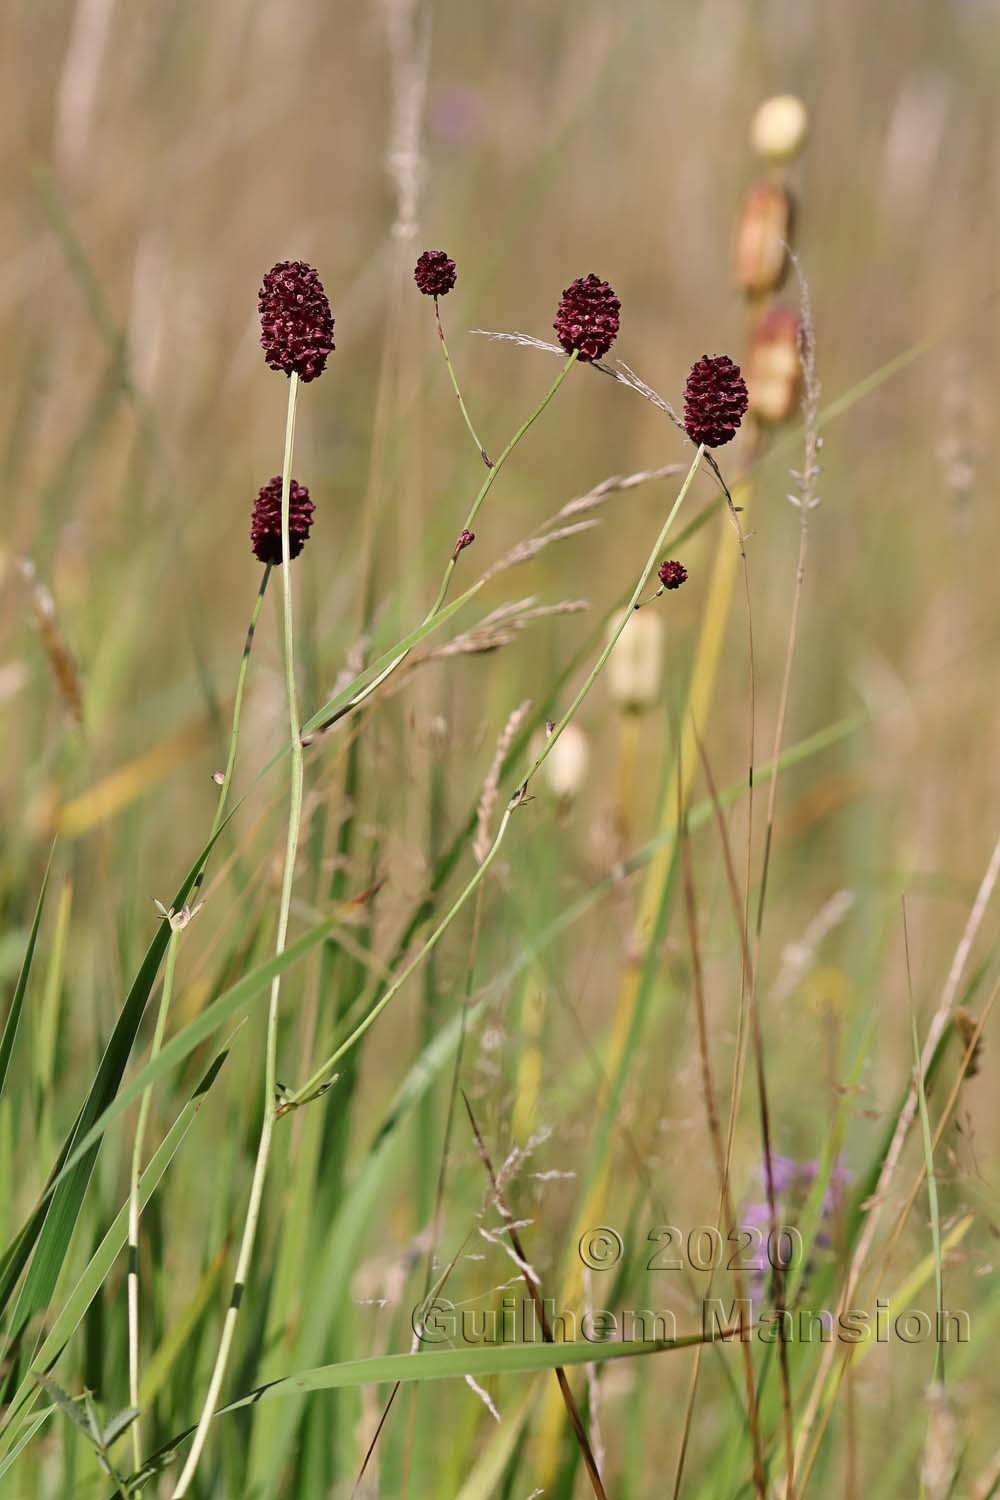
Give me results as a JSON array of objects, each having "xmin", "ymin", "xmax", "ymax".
[
  {"xmin": 657, "ymin": 559, "xmax": 688, "ymax": 591},
  {"xmin": 414, "ymin": 249, "xmax": 457, "ymax": 297},
  {"xmin": 683, "ymin": 355, "xmax": 749, "ymax": 447},
  {"xmin": 250, "ymin": 476, "xmax": 315, "ymax": 564},
  {"xmin": 258, "ymin": 261, "xmax": 334, "ymax": 382},
  {"xmin": 553, "ymin": 274, "xmax": 621, "ymax": 362}
]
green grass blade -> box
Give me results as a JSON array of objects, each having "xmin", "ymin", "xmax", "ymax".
[
  {"xmin": 0, "ymin": 836, "xmax": 216, "ymax": 1338},
  {"xmin": 0, "ymin": 1049, "xmax": 230, "ymax": 1449},
  {"xmin": 912, "ymin": 1012, "xmax": 945, "ymax": 1388},
  {"xmin": 136, "ymin": 1326, "xmax": 738, "ymax": 1490},
  {"xmin": 138, "ymin": 1246, "xmax": 227, "ymax": 1411},
  {"xmin": 246, "ymin": 995, "xmax": 487, "ymax": 1495},
  {"xmin": 225, "ymin": 1327, "xmax": 728, "ymax": 1402},
  {"xmin": 0, "ymin": 1410, "xmax": 51, "ymax": 1483},
  {"xmin": 453, "ymin": 1387, "xmax": 536, "ymax": 1500},
  {"xmin": 298, "ymin": 582, "xmax": 483, "ymax": 738},
  {"xmin": 0, "ymin": 845, "xmax": 54, "ymax": 1099},
  {"xmin": 487, "ymin": 714, "xmax": 860, "ymax": 1006},
  {"xmin": 5, "ymin": 910, "xmax": 342, "ymax": 1238}
]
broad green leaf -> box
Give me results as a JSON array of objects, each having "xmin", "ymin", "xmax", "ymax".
[
  {"xmin": 134, "ymin": 1324, "xmax": 738, "ymax": 1491},
  {"xmin": 227, "ymin": 1325, "xmax": 729, "ymax": 1403}
]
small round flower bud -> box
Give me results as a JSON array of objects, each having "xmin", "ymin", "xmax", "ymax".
[
  {"xmin": 553, "ymin": 274, "xmax": 621, "ymax": 362},
  {"xmin": 258, "ymin": 261, "xmax": 334, "ymax": 382},
  {"xmin": 544, "ymin": 722, "xmax": 590, "ymax": 803},
  {"xmin": 734, "ymin": 182, "xmax": 794, "ymax": 299},
  {"xmin": 451, "ymin": 528, "xmax": 475, "ymax": 560},
  {"xmin": 657, "ymin": 559, "xmax": 688, "ymax": 591},
  {"xmin": 414, "ymin": 249, "xmax": 457, "ymax": 297},
  {"xmin": 746, "ymin": 306, "xmax": 801, "ymax": 425},
  {"xmin": 606, "ymin": 610, "xmax": 663, "ymax": 714},
  {"xmin": 751, "ymin": 95, "xmax": 809, "ymax": 165},
  {"xmin": 684, "ymin": 355, "xmax": 749, "ymax": 448},
  {"xmin": 250, "ymin": 476, "xmax": 315, "ymax": 564}
]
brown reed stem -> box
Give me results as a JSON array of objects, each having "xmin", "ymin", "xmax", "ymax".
[{"xmin": 462, "ymin": 1092, "xmax": 609, "ymax": 1500}]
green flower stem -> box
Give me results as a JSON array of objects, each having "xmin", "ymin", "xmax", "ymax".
[
  {"xmin": 289, "ymin": 801, "xmax": 516, "ymax": 1108},
  {"xmin": 434, "ymin": 298, "xmax": 491, "ymax": 467},
  {"xmin": 195, "ymin": 564, "xmax": 273, "ymax": 886},
  {"xmin": 126, "ymin": 563, "xmax": 271, "ymax": 1472},
  {"xmin": 289, "ymin": 444, "xmax": 704, "ymax": 1107},
  {"xmin": 172, "ymin": 374, "xmax": 302, "ymax": 1498},
  {"xmin": 428, "ymin": 351, "xmax": 577, "ymax": 616},
  {"xmin": 521, "ymin": 445, "xmax": 705, "ymax": 788},
  {"xmin": 326, "ymin": 352, "xmax": 578, "ymax": 725}
]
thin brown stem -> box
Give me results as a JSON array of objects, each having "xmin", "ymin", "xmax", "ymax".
[
  {"xmin": 695, "ymin": 728, "xmax": 793, "ymax": 1500},
  {"xmin": 671, "ymin": 791, "xmax": 762, "ymax": 1500},
  {"xmin": 462, "ymin": 1092, "xmax": 609, "ymax": 1500},
  {"xmin": 362, "ymin": 881, "xmax": 488, "ymax": 1497}
]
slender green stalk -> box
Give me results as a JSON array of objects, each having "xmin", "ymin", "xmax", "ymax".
[
  {"xmin": 429, "ymin": 352, "xmax": 576, "ymax": 615},
  {"xmin": 125, "ymin": 564, "xmax": 270, "ymax": 1471},
  {"xmin": 289, "ymin": 445, "xmax": 704, "ymax": 1105},
  {"xmin": 522, "ymin": 445, "xmax": 704, "ymax": 787},
  {"xmin": 433, "ymin": 297, "xmax": 491, "ymax": 467},
  {"xmin": 330, "ymin": 354, "xmax": 578, "ymax": 726},
  {"xmin": 195, "ymin": 565, "xmax": 274, "ymax": 889},
  {"xmin": 172, "ymin": 374, "xmax": 302, "ymax": 1497},
  {"xmin": 290, "ymin": 804, "xmax": 514, "ymax": 1107}
]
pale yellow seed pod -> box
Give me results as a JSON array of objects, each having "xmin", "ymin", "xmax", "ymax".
[
  {"xmin": 734, "ymin": 182, "xmax": 794, "ymax": 298},
  {"xmin": 747, "ymin": 305, "xmax": 801, "ymax": 425},
  {"xmin": 606, "ymin": 610, "xmax": 664, "ymax": 714},
  {"xmin": 751, "ymin": 95, "xmax": 809, "ymax": 165},
  {"xmin": 544, "ymin": 722, "xmax": 590, "ymax": 803}
]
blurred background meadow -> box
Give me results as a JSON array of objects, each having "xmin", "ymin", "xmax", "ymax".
[{"xmin": 2, "ymin": 0, "xmax": 1000, "ymax": 1495}]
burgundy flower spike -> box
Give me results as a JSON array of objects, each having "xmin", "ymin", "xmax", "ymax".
[
  {"xmin": 250, "ymin": 476, "xmax": 315, "ymax": 564},
  {"xmin": 658, "ymin": 559, "xmax": 688, "ymax": 591},
  {"xmin": 553, "ymin": 274, "xmax": 621, "ymax": 362},
  {"xmin": 414, "ymin": 249, "xmax": 457, "ymax": 297},
  {"xmin": 258, "ymin": 261, "xmax": 334, "ymax": 382},
  {"xmin": 683, "ymin": 355, "xmax": 749, "ymax": 448}
]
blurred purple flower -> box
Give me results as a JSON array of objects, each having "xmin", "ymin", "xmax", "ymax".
[
  {"xmin": 741, "ymin": 1154, "xmax": 851, "ymax": 1302},
  {"xmin": 429, "ymin": 85, "xmax": 484, "ymax": 145}
]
